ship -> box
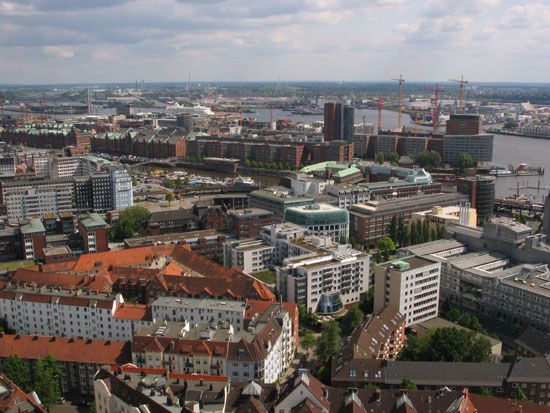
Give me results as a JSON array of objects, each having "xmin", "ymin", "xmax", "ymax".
[{"xmin": 164, "ymin": 102, "xmax": 215, "ymax": 116}]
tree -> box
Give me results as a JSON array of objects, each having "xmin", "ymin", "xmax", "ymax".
[
  {"xmin": 340, "ymin": 305, "xmax": 364, "ymax": 336},
  {"xmin": 388, "ymin": 152, "xmax": 399, "ymax": 164},
  {"xmin": 317, "ymin": 321, "xmax": 341, "ymax": 362},
  {"xmin": 243, "ymin": 159, "xmax": 252, "ymax": 168},
  {"xmin": 437, "ymin": 224, "xmax": 444, "ymax": 240},
  {"xmin": 111, "ymin": 206, "xmax": 151, "ymax": 241},
  {"xmin": 389, "ymin": 216, "xmax": 398, "ymax": 245},
  {"xmin": 458, "ymin": 152, "xmax": 475, "ymax": 171},
  {"xmin": 431, "ymin": 228, "xmax": 438, "ymax": 242},
  {"xmin": 517, "ymin": 213, "xmax": 527, "ymax": 224},
  {"xmin": 359, "ymin": 288, "xmax": 374, "ymax": 315},
  {"xmin": 422, "ymin": 221, "xmax": 430, "ymax": 243},
  {"xmin": 377, "ymin": 153, "xmax": 385, "ymax": 165},
  {"xmin": 400, "ymin": 328, "xmax": 491, "ymax": 363},
  {"xmin": 2, "ymin": 355, "xmax": 30, "ymax": 391},
  {"xmin": 477, "ymin": 387, "xmax": 492, "ymax": 396},
  {"xmin": 376, "ymin": 237, "xmax": 395, "ymax": 262},
  {"xmin": 415, "ymin": 150, "xmax": 441, "ymax": 170},
  {"xmin": 339, "ymin": 235, "xmax": 348, "ymax": 245},
  {"xmin": 402, "ymin": 377, "xmax": 417, "ymax": 391},
  {"xmin": 410, "ymin": 222, "xmax": 418, "ymax": 245},
  {"xmin": 163, "ymin": 179, "xmax": 175, "ymax": 189},
  {"xmin": 365, "ymin": 383, "xmax": 380, "ymax": 390},
  {"xmin": 298, "ymin": 305, "xmax": 319, "ymax": 329},
  {"xmin": 210, "ymin": 253, "xmax": 224, "ymax": 266},
  {"xmin": 396, "ymin": 216, "xmax": 406, "ymax": 247},
  {"xmin": 446, "ymin": 308, "xmax": 461, "ymax": 323},
  {"xmin": 165, "ymin": 192, "xmax": 175, "ymax": 206},
  {"xmin": 513, "ymin": 387, "xmax": 528, "ymax": 401},
  {"xmin": 302, "ymin": 333, "xmax": 316, "ymax": 357},
  {"xmin": 34, "ymin": 355, "xmax": 61, "ymax": 407}
]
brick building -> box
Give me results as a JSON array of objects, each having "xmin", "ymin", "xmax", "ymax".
[{"xmin": 228, "ymin": 208, "xmax": 274, "ymax": 239}]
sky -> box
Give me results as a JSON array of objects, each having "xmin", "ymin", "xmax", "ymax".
[{"xmin": 0, "ymin": 0, "xmax": 549, "ymax": 84}]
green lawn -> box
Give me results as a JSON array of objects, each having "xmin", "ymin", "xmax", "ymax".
[
  {"xmin": 0, "ymin": 260, "xmax": 35, "ymax": 271},
  {"xmin": 251, "ymin": 270, "xmax": 276, "ymax": 284}
]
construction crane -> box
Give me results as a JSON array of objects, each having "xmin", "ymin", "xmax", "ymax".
[
  {"xmin": 449, "ymin": 75, "xmax": 468, "ymax": 114},
  {"xmin": 431, "ymin": 83, "xmax": 442, "ymax": 132},
  {"xmin": 391, "ymin": 74, "xmax": 405, "ymax": 129},
  {"xmin": 0, "ymin": 91, "xmax": 4, "ymax": 126},
  {"xmin": 377, "ymin": 96, "xmax": 384, "ymax": 132}
]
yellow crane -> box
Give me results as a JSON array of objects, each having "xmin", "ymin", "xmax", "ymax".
[{"xmin": 449, "ymin": 75, "xmax": 468, "ymax": 114}]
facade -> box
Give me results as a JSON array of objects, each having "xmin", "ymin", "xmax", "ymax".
[
  {"xmin": 1, "ymin": 124, "xmax": 90, "ymax": 149},
  {"xmin": 311, "ymin": 140, "xmax": 354, "ymax": 163},
  {"xmin": 411, "ymin": 204, "xmax": 477, "ymax": 231},
  {"xmin": 0, "ymin": 178, "xmax": 75, "ymax": 225},
  {"xmin": 277, "ymin": 242, "xmax": 370, "ymax": 314},
  {"xmin": 0, "ymin": 374, "xmax": 44, "ymax": 413},
  {"xmin": 325, "ymin": 184, "xmax": 370, "ymax": 209},
  {"xmin": 0, "ymin": 289, "xmax": 153, "ymax": 341},
  {"xmin": 442, "ymin": 134, "xmax": 494, "ymax": 165},
  {"xmin": 228, "ymin": 208, "xmax": 274, "ymax": 239},
  {"xmin": 284, "ymin": 203, "xmax": 349, "ymax": 243},
  {"xmin": 105, "ymin": 165, "xmax": 133, "ymax": 210},
  {"xmin": 457, "ymin": 175, "xmax": 496, "ymax": 222},
  {"xmin": 79, "ymin": 213, "xmax": 110, "ymax": 253},
  {"xmin": 323, "ymin": 103, "xmax": 354, "ymax": 141},
  {"xmin": 0, "ymin": 157, "xmax": 16, "ymax": 177},
  {"xmin": 350, "ymin": 192, "xmax": 469, "ymax": 246},
  {"xmin": 374, "ymin": 256, "xmax": 441, "ymax": 327},
  {"xmin": 0, "ymin": 334, "xmax": 131, "ymax": 396},
  {"xmin": 20, "ymin": 219, "xmax": 47, "ymax": 261},
  {"xmin": 375, "ymin": 135, "xmax": 398, "ymax": 156},
  {"xmin": 544, "ymin": 191, "xmax": 550, "ymax": 237},
  {"xmin": 446, "ymin": 114, "xmax": 484, "ymax": 135}
]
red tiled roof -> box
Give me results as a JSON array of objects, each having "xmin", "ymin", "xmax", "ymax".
[
  {"xmin": 114, "ymin": 303, "xmax": 152, "ymax": 321},
  {"xmin": 467, "ymin": 393, "xmax": 550, "ymax": 413},
  {"xmin": 0, "ymin": 374, "xmax": 45, "ymax": 412},
  {"xmin": 132, "ymin": 336, "xmax": 229, "ymax": 358},
  {"xmin": 0, "ymin": 334, "xmax": 131, "ymax": 365}
]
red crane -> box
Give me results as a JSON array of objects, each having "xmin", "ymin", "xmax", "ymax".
[{"xmin": 377, "ymin": 96, "xmax": 384, "ymax": 132}]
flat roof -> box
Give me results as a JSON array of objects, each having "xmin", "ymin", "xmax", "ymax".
[
  {"xmin": 151, "ymin": 297, "xmax": 246, "ymax": 312},
  {"xmin": 379, "ymin": 256, "xmax": 437, "ymax": 272},
  {"xmin": 227, "ymin": 208, "xmax": 273, "ymax": 218}
]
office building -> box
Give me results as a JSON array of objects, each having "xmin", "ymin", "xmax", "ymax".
[
  {"xmin": 323, "ymin": 103, "xmax": 354, "ymax": 141},
  {"xmin": 411, "ymin": 204, "xmax": 477, "ymax": 231},
  {"xmin": 350, "ymin": 192, "xmax": 469, "ymax": 246},
  {"xmin": 543, "ymin": 191, "xmax": 550, "ymax": 237},
  {"xmin": 457, "ymin": 175, "xmax": 495, "ymax": 222},
  {"xmin": 446, "ymin": 114, "xmax": 483, "ymax": 135},
  {"xmin": 79, "ymin": 212, "xmax": 110, "ymax": 253},
  {"xmin": 374, "ymin": 256, "xmax": 441, "ymax": 327},
  {"xmin": 442, "ymin": 134, "xmax": 494, "ymax": 166},
  {"xmin": 284, "ymin": 203, "xmax": 349, "ymax": 243},
  {"xmin": 20, "ymin": 219, "xmax": 47, "ymax": 261},
  {"xmin": 277, "ymin": 242, "xmax": 370, "ymax": 314},
  {"xmin": 0, "ymin": 157, "xmax": 16, "ymax": 177},
  {"xmin": 105, "ymin": 164, "xmax": 133, "ymax": 210},
  {"xmin": 228, "ymin": 208, "xmax": 274, "ymax": 239},
  {"xmin": 249, "ymin": 187, "xmax": 314, "ymax": 222}
]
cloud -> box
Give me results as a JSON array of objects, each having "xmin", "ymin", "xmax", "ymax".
[
  {"xmin": 43, "ymin": 45, "xmax": 75, "ymax": 58},
  {"xmin": 500, "ymin": 2, "xmax": 550, "ymax": 29}
]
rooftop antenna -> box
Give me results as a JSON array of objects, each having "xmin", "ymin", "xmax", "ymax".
[
  {"xmin": 449, "ymin": 75, "xmax": 468, "ymax": 114},
  {"xmin": 391, "ymin": 74, "xmax": 405, "ymax": 129}
]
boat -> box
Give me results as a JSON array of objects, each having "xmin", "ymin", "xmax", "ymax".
[
  {"xmin": 489, "ymin": 166, "xmax": 513, "ymax": 176},
  {"xmin": 164, "ymin": 102, "xmax": 215, "ymax": 116}
]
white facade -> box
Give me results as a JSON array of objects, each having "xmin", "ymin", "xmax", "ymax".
[
  {"xmin": 374, "ymin": 257, "xmax": 441, "ymax": 327},
  {"xmin": 0, "ymin": 157, "xmax": 16, "ymax": 177},
  {"xmin": 151, "ymin": 297, "xmax": 246, "ymax": 331},
  {"xmin": 109, "ymin": 167, "xmax": 133, "ymax": 210},
  {"xmin": 290, "ymin": 177, "xmax": 332, "ymax": 196},
  {"xmin": 224, "ymin": 240, "xmax": 276, "ymax": 274},
  {"xmin": 0, "ymin": 291, "xmax": 152, "ymax": 341},
  {"xmin": 277, "ymin": 245, "xmax": 370, "ymax": 314},
  {"xmin": 325, "ymin": 185, "xmax": 370, "ymax": 209}
]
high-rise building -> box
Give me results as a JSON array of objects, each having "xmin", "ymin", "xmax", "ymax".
[
  {"xmin": 323, "ymin": 103, "xmax": 354, "ymax": 141},
  {"xmin": 443, "ymin": 114, "xmax": 493, "ymax": 166},
  {"xmin": 457, "ymin": 175, "xmax": 495, "ymax": 223},
  {"xmin": 543, "ymin": 191, "xmax": 550, "ymax": 238}
]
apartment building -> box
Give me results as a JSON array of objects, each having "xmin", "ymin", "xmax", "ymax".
[
  {"xmin": 0, "ymin": 288, "xmax": 153, "ymax": 341},
  {"xmin": 132, "ymin": 300, "xmax": 296, "ymax": 384},
  {"xmin": 0, "ymin": 334, "xmax": 131, "ymax": 396},
  {"xmin": 277, "ymin": 243, "xmax": 370, "ymax": 314},
  {"xmin": 0, "ymin": 156, "xmax": 16, "ymax": 177},
  {"xmin": 374, "ymin": 256, "xmax": 441, "ymax": 327}
]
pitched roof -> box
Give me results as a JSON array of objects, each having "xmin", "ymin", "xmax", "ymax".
[
  {"xmin": 0, "ymin": 334, "xmax": 131, "ymax": 365},
  {"xmin": 113, "ymin": 303, "xmax": 152, "ymax": 321},
  {"xmin": 467, "ymin": 393, "xmax": 550, "ymax": 413},
  {"xmin": 0, "ymin": 374, "xmax": 44, "ymax": 413}
]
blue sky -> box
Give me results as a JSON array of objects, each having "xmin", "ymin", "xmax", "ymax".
[{"xmin": 0, "ymin": 0, "xmax": 548, "ymax": 83}]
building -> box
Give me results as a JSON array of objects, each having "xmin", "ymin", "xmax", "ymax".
[
  {"xmin": 79, "ymin": 213, "xmax": 110, "ymax": 253},
  {"xmin": 104, "ymin": 164, "xmax": 133, "ymax": 211},
  {"xmin": 228, "ymin": 208, "xmax": 274, "ymax": 239},
  {"xmin": 124, "ymin": 229, "xmax": 226, "ymax": 259},
  {"xmin": 374, "ymin": 256, "xmax": 441, "ymax": 327},
  {"xmin": 331, "ymin": 307, "xmax": 405, "ymax": 384},
  {"xmin": 542, "ymin": 191, "xmax": 550, "ymax": 237},
  {"xmin": 311, "ymin": 140, "xmax": 354, "ymax": 163},
  {"xmin": 94, "ymin": 366, "xmax": 229, "ymax": 413},
  {"xmin": 350, "ymin": 192, "xmax": 469, "ymax": 246},
  {"xmin": 325, "ymin": 184, "xmax": 370, "ymax": 209},
  {"xmin": 515, "ymin": 326, "xmax": 550, "ymax": 357},
  {"xmin": 323, "ymin": 103, "xmax": 354, "ymax": 141},
  {"xmin": 284, "ymin": 203, "xmax": 349, "ymax": 243},
  {"xmin": 132, "ymin": 300, "xmax": 296, "ymax": 384},
  {"xmin": 277, "ymin": 241, "xmax": 370, "ymax": 314},
  {"xmin": 20, "ymin": 219, "xmax": 47, "ymax": 261},
  {"xmin": 0, "ymin": 334, "xmax": 131, "ymax": 396},
  {"xmin": 442, "ymin": 134, "xmax": 494, "ymax": 166},
  {"xmin": 446, "ymin": 114, "xmax": 484, "ymax": 135},
  {"xmin": 375, "ymin": 135, "xmax": 398, "ymax": 156},
  {"xmin": 0, "ymin": 178, "xmax": 75, "ymax": 225},
  {"xmin": 0, "ymin": 157, "xmax": 16, "ymax": 177},
  {"xmin": 411, "ymin": 204, "xmax": 477, "ymax": 231},
  {"xmin": 0, "ymin": 374, "xmax": 44, "ymax": 413},
  {"xmin": 1, "ymin": 124, "xmax": 90, "ymax": 149},
  {"xmin": 457, "ymin": 175, "xmax": 495, "ymax": 222},
  {"xmin": 249, "ymin": 187, "xmax": 314, "ymax": 223}
]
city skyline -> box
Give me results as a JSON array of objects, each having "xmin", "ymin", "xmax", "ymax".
[{"xmin": 0, "ymin": 0, "xmax": 548, "ymax": 84}]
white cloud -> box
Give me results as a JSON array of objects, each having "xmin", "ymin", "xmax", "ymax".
[{"xmin": 43, "ymin": 45, "xmax": 75, "ymax": 58}]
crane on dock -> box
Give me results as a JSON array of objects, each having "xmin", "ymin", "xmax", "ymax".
[
  {"xmin": 391, "ymin": 74, "xmax": 405, "ymax": 129},
  {"xmin": 377, "ymin": 95, "xmax": 383, "ymax": 132},
  {"xmin": 449, "ymin": 75, "xmax": 468, "ymax": 114}
]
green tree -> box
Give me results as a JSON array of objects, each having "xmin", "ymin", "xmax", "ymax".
[
  {"xmin": 431, "ymin": 228, "xmax": 438, "ymax": 242},
  {"xmin": 131, "ymin": 176, "xmax": 137, "ymax": 186},
  {"xmin": 402, "ymin": 377, "xmax": 417, "ymax": 390},
  {"xmin": 2, "ymin": 355, "xmax": 30, "ymax": 391},
  {"xmin": 377, "ymin": 153, "xmax": 385, "ymax": 165},
  {"xmin": 376, "ymin": 237, "xmax": 395, "ymax": 262},
  {"xmin": 501, "ymin": 350, "xmax": 517, "ymax": 363},
  {"xmin": 210, "ymin": 253, "xmax": 224, "ymax": 265},
  {"xmin": 388, "ymin": 152, "xmax": 399, "ymax": 164},
  {"xmin": 410, "ymin": 222, "xmax": 418, "ymax": 245},
  {"xmin": 389, "ymin": 216, "xmax": 398, "ymax": 245},
  {"xmin": 437, "ymin": 224, "xmax": 444, "ymax": 239},
  {"xmin": 340, "ymin": 305, "xmax": 364, "ymax": 336},
  {"xmin": 477, "ymin": 387, "xmax": 492, "ymax": 396},
  {"xmin": 397, "ymin": 216, "xmax": 406, "ymax": 247},
  {"xmin": 165, "ymin": 192, "xmax": 175, "ymax": 206},
  {"xmin": 415, "ymin": 220, "xmax": 424, "ymax": 243},
  {"xmin": 458, "ymin": 152, "xmax": 475, "ymax": 171},
  {"xmin": 415, "ymin": 150, "xmax": 441, "ymax": 170},
  {"xmin": 422, "ymin": 328, "xmax": 491, "ymax": 362},
  {"xmin": 111, "ymin": 206, "xmax": 151, "ymax": 241},
  {"xmin": 317, "ymin": 321, "xmax": 341, "ymax": 363},
  {"xmin": 298, "ymin": 305, "xmax": 319, "ymax": 329},
  {"xmin": 339, "ymin": 235, "xmax": 348, "ymax": 245},
  {"xmin": 446, "ymin": 308, "xmax": 461, "ymax": 322},
  {"xmin": 517, "ymin": 213, "xmax": 527, "ymax": 224},
  {"xmin": 359, "ymin": 288, "xmax": 374, "ymax": 315},
  {"xmin": 243, "ymin": 159, "xmax": 252, "ymax": 168},
  {"xmin": 302, "ymin": 333, "xmax": 316, "ymax": 357},
  {"xmin": 34, "ymin": 355, "xmax": 61, "ymax": 407},
  {"xmin": 422, "ymin": 221, "xmax": 430, "ymax": 243},
  {"xmin": 365, "ymin": 383, "xmax": 380, "ymax": 390},
  {"xmin": 164, "ymin": 179, "xmax": 175, "ymax": 189},
  {"xmin": 513, "ymin": 387, "xmax": 528, "ymax": 401}
]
